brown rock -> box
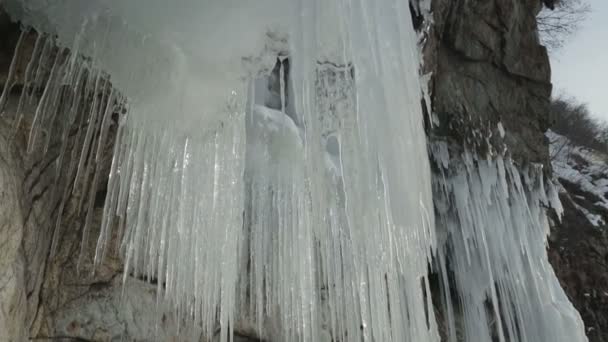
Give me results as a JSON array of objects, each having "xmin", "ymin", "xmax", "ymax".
[{"xmin": 425, "ymin": 0, "xmax": 552, "ymax": 168}]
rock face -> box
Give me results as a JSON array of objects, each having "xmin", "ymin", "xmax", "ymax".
[
  {"xmin": 0, "ymin": 1, "xmax": 606, "ymax": 342},
  {"xmin": 0, "ymin": 117, "xmax": 27, "ymax": 342},
  {"xmin": 425, "ymin": 0, "xmax": 552, "ymax": 166},
  {"xmin": 549, "ymin": 193, "xmax": 608, "ymax": 342}
]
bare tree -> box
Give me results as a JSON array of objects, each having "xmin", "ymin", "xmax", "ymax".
[
  {"xmin": 537, "ymin": 0, "xmax": 590, "ymax": 51},
  {"xmin": 550, "ymin": 95, "xmax": 608, "ymax": 152}
]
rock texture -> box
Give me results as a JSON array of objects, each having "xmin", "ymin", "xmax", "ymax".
[
  {"xmin": 0, "ymin": 114, "xmax": 27, "ymax": 342},
  {"xmin": 424, "ymin": 0, "xmax": 552, "ymax": 166},
  {"xmin": 549, "ymin": 193, "xmax": 608, "ymax": 342}
]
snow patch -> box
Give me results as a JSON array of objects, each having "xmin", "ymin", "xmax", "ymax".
[{"xmin": 547, "ymin": 130, "xmax": 608, "ymax": 227}]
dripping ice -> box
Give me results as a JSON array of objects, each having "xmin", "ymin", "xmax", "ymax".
[
  {"xmin": 0, "ymin": 0, "xmax": 589, "ymax": 341},
  {"xmin": 431, "ymin": 145, "xmax": 586, "ymax": 342}
]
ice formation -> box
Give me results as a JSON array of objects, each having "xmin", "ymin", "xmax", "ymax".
[
  {"xmin": 0, "ymin": 0, "xmax": 589, "ymax": 341},
  {"xmin": 431, "ymin": 145, "xmax": 587, "ymax": 342},
  {"xmin": 2, "ymin": 0, "xmax": 436, "ymax": 340}
]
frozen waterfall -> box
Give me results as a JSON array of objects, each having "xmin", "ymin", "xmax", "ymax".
[
  {"xmin": 430, "ymin": 144, "xmax": 587, "ymax": 342},
  {"xmin": 0, "ymin": 0, "xmax": 588, "ymax": 341}
]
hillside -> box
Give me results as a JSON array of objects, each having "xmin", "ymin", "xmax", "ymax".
[{"xmin": 548, "ymin": 130, "xmax": 608, "ymax": 341}]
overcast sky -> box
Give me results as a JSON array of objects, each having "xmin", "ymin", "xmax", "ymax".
[{"xmin": 551, "ymin": 0, "xmax": 608, "ymax": 121}]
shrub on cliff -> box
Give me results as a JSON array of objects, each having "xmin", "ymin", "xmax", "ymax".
[{"xmin": 538, "ymin": 0, "xmax": 590, "ymax": 51}]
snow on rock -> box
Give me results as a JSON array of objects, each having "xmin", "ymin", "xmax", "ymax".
[{"xmin": 547, "ymin": 130, "xmax": 608, "ymax": 227}]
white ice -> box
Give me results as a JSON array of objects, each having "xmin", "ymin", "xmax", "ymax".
[{"xmin": 432, "ymin": 146, "xmax": 588, "ymax": 342}]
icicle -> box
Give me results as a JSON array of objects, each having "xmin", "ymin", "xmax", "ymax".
[
  {"xmin": 11, "ymin": 32, "xmax": 43, "ymax": 136},
  {"xmin": 0, "ymin": 27, "xmax": 117, "ymax": 261},
  {"xmin": 49, "ymin": 62, "xmax": 90, "ymax": 258},
  {"xmin": 72, "ymin": 69, "xmax": 102, "ymax": 193},
  {"xmin": 0, "ymin": 27, "xmax": 29, "ymax": 113},
  {"xmin": 279, "ymin": 58, "xmax": 286, "ymax": 114},
  {"xmin": 431, "ymin": 145, "xmax": 588, "ymax": 342},
  {"xmin": 79, "ymin": 89, "xmax": 117, "ymax": 271},
  {"xmin": 95, "ymin": 98, "xmax": 125, "ymax": 266},
  {"xmin": 26, "ymin": 45, "xmax": 61, "ymax": 153}
]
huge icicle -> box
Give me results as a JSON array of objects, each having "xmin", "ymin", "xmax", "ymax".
[{"xmin": 2, "ymin": 1, "xmax": 437, "ymax": 341}]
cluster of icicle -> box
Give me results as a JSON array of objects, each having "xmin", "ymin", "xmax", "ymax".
[
  {"xmin": 431, "ymin": 142, "xmax": 588, "ymax": 342},
  {"xmin": 0, "ymin": 0, "xmax": 589, "ymax": 341},
  {"xmin": 2, "ymin": 1, "xmax": 438, "ymax": 341},
  {"xmin": 0, "ymin": 29, "xmax": 124, "ymax": 268}
]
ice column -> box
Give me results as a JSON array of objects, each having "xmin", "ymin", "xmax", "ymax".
[
  {"xmin": 432, "ymin": 146, "xmax": 588, "ymax": 342},
  {"xmin": 2, "ymin": 0, "xmax": 438, "ymax": 341}
]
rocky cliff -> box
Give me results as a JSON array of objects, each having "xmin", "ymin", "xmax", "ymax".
[
  {"xmin": 423, "ymin": 0, "xmax": 552, "ymax": 165},
  {"xmin": 0, "ymin": 0, "xmax": 605, "ymax": 341},
  {"xmin": 423, "ymin": 1, "xmax": 606, "ymax": 341}
]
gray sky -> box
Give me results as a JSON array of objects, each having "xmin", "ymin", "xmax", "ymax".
[{"xmin": 551, "ymin": 0, "xmax": 608, "ymax": 121}]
